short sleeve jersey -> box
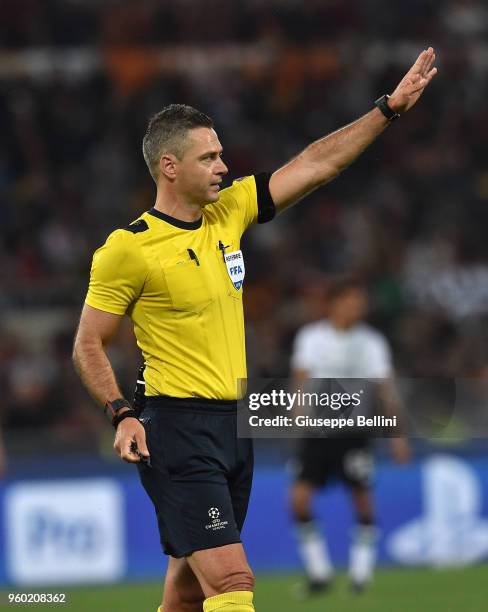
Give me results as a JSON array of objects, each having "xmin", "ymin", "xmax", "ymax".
[
  {"xmin": 85, "ymin": 175, "xmax": 273, "ymax": 399},
  {"xmin": 291, "ymin": 320, "xmax": 393, "ymax": 379}
]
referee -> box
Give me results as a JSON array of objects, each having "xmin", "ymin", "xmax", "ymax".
[{"xmin": 73, "ymin": 49, "xmax": 436, "ymax": 612}]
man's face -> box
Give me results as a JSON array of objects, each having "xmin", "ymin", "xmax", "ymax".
[
  {"xmin": 329, "ymin": 287, "xmax": 367, "ymax": 326},
  {"xmin": 174, "ymin": 127, "xmax": 228, "ymax": 205}
]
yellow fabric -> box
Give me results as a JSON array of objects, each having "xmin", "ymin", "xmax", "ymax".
[
  {"xmin": 85, "ymin": 176, "xmax": 259, "ymax": 400},
  {"xmin": 157, "ymin": 607, "xmax": 162, "ymax": 612},
  {"xmin": 203, "ymin": 590, "xmax": 254, "ymax": 611}
]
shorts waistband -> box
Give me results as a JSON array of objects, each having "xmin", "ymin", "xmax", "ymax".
[{"xmin": 145, "ymin": 396, "xmax": 238, "ymax": 413}]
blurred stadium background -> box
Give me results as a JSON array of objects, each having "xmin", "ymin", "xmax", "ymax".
[{"xmin": 1, "ymin": 0, "xmax": 488, "ymax": 609}]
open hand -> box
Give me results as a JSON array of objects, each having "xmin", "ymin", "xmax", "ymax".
[{"xmin": 389, "ymin": 47, "xmax": 437, "ymax": 114}]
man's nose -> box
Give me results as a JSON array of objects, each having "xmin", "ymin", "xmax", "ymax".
[{"xmin": 217, "ymin": 158, "xmax": 228, "ymax": 175}]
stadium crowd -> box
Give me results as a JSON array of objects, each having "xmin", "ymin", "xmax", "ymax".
[{"xmin": 1, "ymin": 0, "xmax": 488, "ymax": 451}]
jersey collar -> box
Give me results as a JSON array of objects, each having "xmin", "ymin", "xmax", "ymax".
[{"xmin": 148, "ymin": 207, "xmax": 202, "ymax": 230}]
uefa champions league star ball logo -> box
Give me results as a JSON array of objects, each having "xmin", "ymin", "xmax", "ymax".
[
  {"xmin": 208, "ymin": 507, "xmax": 220, "ymax": 520},
  {"xmin": 205, "ymin": 507, "xmax": 228, "ymax": 531}
]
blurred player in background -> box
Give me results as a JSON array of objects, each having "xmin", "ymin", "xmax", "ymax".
[
  {"xmin": 289, "ymin": 278, "xmax": 410, "ymax": 595},
  {"xmin": 73, "ymin": 50, "xmax": 435, "ymax": 612}
]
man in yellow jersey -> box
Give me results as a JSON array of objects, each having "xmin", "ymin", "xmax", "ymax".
[{"xmin": 73, "ymin": 49, "xmax": 436, "ymax": 612}]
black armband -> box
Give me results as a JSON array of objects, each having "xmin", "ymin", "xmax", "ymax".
[{"xmin": 255, "ymin": 172, "xmax": 276, "ymax": 224}]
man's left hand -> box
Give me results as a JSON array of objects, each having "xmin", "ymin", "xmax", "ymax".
[{"xmin": 388, "ymin": 47, "xmax": 437, "ymax": 114}]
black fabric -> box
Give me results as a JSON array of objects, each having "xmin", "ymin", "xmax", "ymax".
[
  {"xmin": 136, "ymin": 399, "xmax": 253, "ymax": 558},
  {"xmin": 254, "ymin": 172, "xmax": 276, "ymax": 224},
  {"xmin": 124, "ymin": 219, "xmax": 149, "ymax": 233},
  {"xmin": 148, "ymin": 207, "xmax": 202, "ymax": 230},
  {"xmin": 294, "ymin": 438, "xmax": 374, "ymax": 489},
  {"xmin": 132, "ymin": 365, "xmax": 146, "ymax": 416},
  {"xmin": 146, "ymin": 395, "xmax": 237, "ymax": 412}
]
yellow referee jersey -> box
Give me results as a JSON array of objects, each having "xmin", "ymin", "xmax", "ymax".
[{"xmin": 85, "ymin": 175, "xmax": 274, "ymax": 399}]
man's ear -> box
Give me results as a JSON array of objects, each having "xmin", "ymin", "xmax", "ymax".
[{"xmin": 159, "ymin": 154, "xmax": 178, "ymax": 180}]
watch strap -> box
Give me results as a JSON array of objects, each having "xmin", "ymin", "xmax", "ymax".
[
  {"xmin": 104, "ymin": 398, "xmax": 131, "ymax": 423},
  {"xmin": 112, "ymin": 409, "xmax": 139, "ymax": 429},
  {"xmin": 374, "ymin": 94, "xmax": 400, "ymax": 122}
]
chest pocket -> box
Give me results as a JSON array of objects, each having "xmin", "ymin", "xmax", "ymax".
[{"xmin": 162, "ymin": 260, "xmax": 214, "ymax": 313}]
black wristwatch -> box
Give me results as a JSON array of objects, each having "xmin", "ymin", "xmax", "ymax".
[
  {"xmin": 374, "ymin": 94, "xmax": 400, "ymax": 122},
  {"xmin": 104, "ymin": 398, "xmax": 138, "ymax": 429}
]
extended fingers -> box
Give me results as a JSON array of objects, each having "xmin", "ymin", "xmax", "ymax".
[
  {"xmin": 390, "ymin": 47, "xmax": 437, "ymax": 112},
  {"xmin": 426, "ymin": 66, "xmax": 437, "ymax": 81},
  {"xmin": 417, "ymin": 66, "xmax": 438, "ymax": 88},
  {"xmin": 421, "ymin": 47, "xmax": 434, "ymax": 69},
  {"xmin": 411, "ymin": 47, "xmax": 435, "ymax": 78},
  {"xmin": 422, "ymin": 48, "xmax": 436, "ymax": 77},
  {"xmin": 406, "ymin": 66, "xmax": 438, "ymax": 95},
  {"xmin": 412, "ymin": 48, "xmax": 429, "ymax": 71}
]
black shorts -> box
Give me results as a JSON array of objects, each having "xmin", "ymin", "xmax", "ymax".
[
  {"xmin": 293, "ymin": 437, "xmax": 374, "ymax": 489},
  {"xmin": 136, "ymin": 397, "xmax": 253, "ymax": 558}
]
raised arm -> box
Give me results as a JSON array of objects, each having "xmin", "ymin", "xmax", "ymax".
[
  {"xmin": 73, "ymin": 304, "xmax": 149, "ymax": 463},
  {"xmin": 269, "ymin": 47, "xmax": 437, "ymax": 212}
]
